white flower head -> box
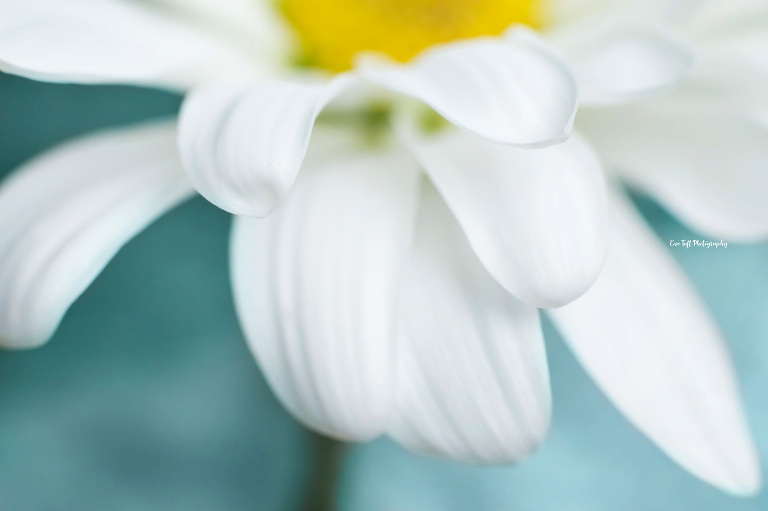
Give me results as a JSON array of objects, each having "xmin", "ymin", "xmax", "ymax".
[{"xmin": 0, "ymin": 0, "xmax": 766, "ymax": 496}]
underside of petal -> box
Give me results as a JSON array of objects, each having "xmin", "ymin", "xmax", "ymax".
[
  {"xmin": 388, "ymin": 184, "xmax": 551, "ymax": 464},
  {"xmin": 403, "ymin": 125, "xmax": 607, "ymax": 308},
  {"xmin": 178, "ymin": 76, "xmax": 354, "ymax": 217},
  {"xmin": 230, "ymin": 132, "xmax": 420, "ymax": 440},
  {"xmin": 0, "ymin": 122, "xmax": 193, "ymax": 348},
  {"xmin": 549, "ymin": 189, "xmax": 761, "ymax": 495},
  {"xmin": 359, "ymin": 28, "xmax": 577, "ymax": 147}
]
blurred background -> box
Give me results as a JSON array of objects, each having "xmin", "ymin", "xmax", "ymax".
[{"xmin": 1, "ymin": 72, "xmax": 767, "ymax": 510}]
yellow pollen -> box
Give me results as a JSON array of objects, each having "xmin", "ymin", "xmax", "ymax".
[{"xmin": 279, "ymin": 0, "xmax": 544, "ymax": 72}]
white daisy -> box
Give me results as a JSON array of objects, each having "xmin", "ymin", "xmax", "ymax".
[{"xmin": 0, "ymin": 0, "xmax": 765, "ymax": 495}]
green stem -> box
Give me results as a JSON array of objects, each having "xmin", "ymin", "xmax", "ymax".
[{"xmin": 301, "ymin": 434, "xmax": 347, "ymax": 511}]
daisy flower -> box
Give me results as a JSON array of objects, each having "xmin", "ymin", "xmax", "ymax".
[{"xmin": 0, "ymin": 0, "xmax": 766, "ymax": 495}]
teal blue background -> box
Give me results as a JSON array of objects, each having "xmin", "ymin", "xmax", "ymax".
[{"xmin": 1, "ymin": 72, "xmax": 767, "ymax": 510}]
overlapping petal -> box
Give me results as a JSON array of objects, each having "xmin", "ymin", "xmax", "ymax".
[
  {"xmin": 359, "ymin": 28, "xmax": 577, "ymax": 147},
  {"xmin": 580, "ymin": 100, "xmax": 768, "ymax": 241},
  {"xmin": 230, "ymin": 132, "xmax": 420, "ymax": 440},
  {"xmin": 548, "ymin": 189, "xmax": 761, "ymax": 496},
  {"xmin": 0, "ymin": 122, "xmax": 193, "ymax": 349},
  {"xmin": 178, "ymin": 76, "xmax": 354, "ymax": 217},
  {"xmin": 388, "ymin": 185, "xmax": 551, "ymax": 463},
  {"xmin": 402, "ymin": 125, "xmax": 607, "ymax": 308},
  {"xmin": 0, "ymin": 0, "xmax": 254, "ymax": 88}
]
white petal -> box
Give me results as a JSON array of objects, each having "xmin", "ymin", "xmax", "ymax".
[
  {"xmin": 644, "ymin": 0, "xmax": 708, "ymax": 24},
  {"xmin": 672, "ymin": 0, "xmax": 768, "ymax": 98},
  {"xmin": 697, "ymin": 33, "xmax": 768, "ymax": 89},
  {"xmin": 548, "ymin": 189, "xmax": 761, "ymax": 496},
  {"xmin": 580, "ymin": 100, "xmax": 768, "ymax": 241},
  {"xmin": 687, "ymin": 0, "xmax": 768, "ymax": 40},
  {"xmin": 550, "ymin": 22, "xmax": 695, "ymax": 106},
  {"xmin": 682, "ymin": 14, "xmax": 768, "ymax": 116},
  {"xmin": 0, "ymin": 122, "xmax": 193, "ymax": 349},
  {"xmin": 546, "ymin": 0, "xmax": 617, "ymax": 26},
  {"xmin": 178, "ymin": 76, "xmax": 354, "ymax": 217},
  {"xmin": 0, "ymin": 0, "xmax": 255, "ymax": 88},
  {"xmin": 388, "ymin": 185, "xmax": 551, "ymax": 463},
  {"xmin": 147, "ymin": 0, "xmax": 289, "ymax": 64},
  {"xmin": 547, "ymin": 0, "xmax": 705, "ymax": 27},
  {"xmin": 403, "ymin": 125, "xmax": 607, "ymax": 308},
  {"xmin": 230, "ymin": 133, "xmax": 420, "ymax": 440},
  {"xmin": 359, "ymin": 28, "xmax": 577, "ymax": 147}
]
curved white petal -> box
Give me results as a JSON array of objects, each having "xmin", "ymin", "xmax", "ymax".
[
  {"xmin": 230, "ymin": 133, "xmax": 420, "ymax": 441},
  {"xmin": 402, "ymin": 125, "xmax": 607, "ymax": 308},
  {"xmin": 178, "ymin": 76, "xmax": 354, "ymax": 217},
  {"xmin": 580, "ymin": 100, "xmax": 768, "ymax": 241},
  {"xmin": 551, "ymin": 22, "xmax": 695, "ymax": 106},
  {"xmin": 388, "ymin": 185, "xmax": 551, "ymax": 463},
  {"xmin": 359, "ymin": 28, "xmax": 577, "ymax": 147},
  {"xmin": 548, "ymin": 189, "xmax": 761, "ymax": 496},
  {"xmin": 0, "ymin": 0, "xmax": 255, "ymax": 88},
  {"xmin": 0, "ymin": 122, "xmax": 193, "ymax": 349}
]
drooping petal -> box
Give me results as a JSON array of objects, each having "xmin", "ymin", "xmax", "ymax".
[
  {"xmin": 0, "ymin": 0, "xmax": 255, "ymax": 89},
  {"xmin": 178, "ymin": 76, "xmax": 354, "ymax": 217},
  {"xmin": 359, "ymin": 28, "xmax": 577, "ymax": 147},
  {"xmin": 402, "ymin": 124, "xmax": 607, "ymax": 308},
  {"xmin": 230, "ymin": 132, "xmax": 420, "ymax": 441},
  {"xmin": 548, "ymin": 189, "xmax": 761, "ymax": 496},
  {"xmin": 0, "ymin": 122, "xmax": 193, "ymax": 349},
  {"xmin": 549, "ymin": 22, "xmax": 695, "ymax": 105},
  {"xmin": 579, "ymin": 100, "xmax": 768, "ymax": 241},
  {"xmin": 388, "ymin": 185, "xmax": 551, "ymax": 463}
]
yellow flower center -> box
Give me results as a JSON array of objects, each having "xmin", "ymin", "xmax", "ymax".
[{"xmin": 279, "ymin": 0, "xmax": 544, "ymax": 72}]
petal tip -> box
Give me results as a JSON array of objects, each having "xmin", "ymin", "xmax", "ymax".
[
  {"xmin": 714, "ymin": 449, "xmax": 763, "ymax": 497},
  {"xmin": 522, "ymin": 261, "xmax": 605, "ymax": 309},
  {"xmin": 0, "ymin": 332, "xmax": 51, "ymax": 350},
  {"xmin": 295, "ymin": 405, "xmax": 391, "ymax": 444}
]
